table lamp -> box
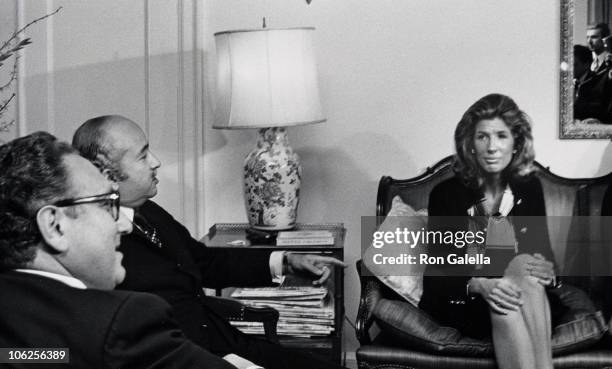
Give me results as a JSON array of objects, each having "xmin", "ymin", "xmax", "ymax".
[{"xmin": 213, "ymin": 27, "xmax": 326, "ymax": 230}]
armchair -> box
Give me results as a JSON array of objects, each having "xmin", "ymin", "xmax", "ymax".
[{"xmin": 356, "ymin": 156, "xmax": 612, "ymax": 369}]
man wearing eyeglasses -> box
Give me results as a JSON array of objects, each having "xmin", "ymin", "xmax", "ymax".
[
  {"xmin": 72, "ymin": 116, "xmax": 347, "ymax": 369},
  {"xmin": 0, "ymin": 132, "xmax": 240, "ymax": 368}
]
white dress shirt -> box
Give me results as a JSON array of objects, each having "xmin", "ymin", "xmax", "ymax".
[{"xmin": 591, "ymin": 51, "xmax": 611, "ymax": 71}]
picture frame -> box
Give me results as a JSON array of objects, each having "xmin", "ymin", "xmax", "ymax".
[{"xmin": 560, "ymin": 0, "xmax": 612, "ymax": 138}]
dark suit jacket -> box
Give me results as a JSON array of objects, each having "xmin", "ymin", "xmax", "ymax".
[
  {"xmin": 117, "ymin": 201, "xmax": 275, "ymax": 353},
  {"xmin": 419, "ymin": 175, "xmax": 555, "ymax": 331},
  {"xmin": 575, "ymin": 62, "xmax": 612, "ymax": 123},
  {"xmin": 0, "ymin": 271, "xmax": 234, "ymax": 369}
]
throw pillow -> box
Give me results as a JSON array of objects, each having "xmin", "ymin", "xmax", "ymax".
[{"xmin": 364, "ymin": 196, "xmax": 427, "ymax": 306}]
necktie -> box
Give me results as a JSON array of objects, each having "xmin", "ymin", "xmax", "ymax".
[
  {"xmin": 592, "ymin": 58, "xmax": 600, "ymax": 72},
  {"xmin": 133, "ymin": 212, "xmax": 164, "ymax": 248}
]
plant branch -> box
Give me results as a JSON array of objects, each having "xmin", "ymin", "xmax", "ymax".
[
  {"xmin": 0, "ymin": 58, "xmax": 18, "ymax": 92},
  {"xmin": 0, "ymin": 119, "xmax": 15, "ymax": 132},
  {"xmin": 0, "ymin": 93, "xmax": 16, "ymax": 113},
  {"xmin": 0, "ymin": 6, "xmax": 62, "ymax": 53}
]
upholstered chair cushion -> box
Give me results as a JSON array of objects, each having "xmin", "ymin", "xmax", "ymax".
[
  {"xmin": 373, "ymin": 297, "xmax": 492, "ymax": 356},
  {"xmin": 549, "ymin": 284, "xmax": 608, "ymax": 355},
  {"xmin": 373, "ymin": 284, "xmax": 607, "ymax": 357}
]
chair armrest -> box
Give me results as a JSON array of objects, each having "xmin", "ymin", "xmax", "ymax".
[
  {"xmin": 204, "ymin": 295, "xmax": 280, "ymax": 344},
  {"xmin": 356, "ymin": 260, "xmax": 383, "ymax": 345}
]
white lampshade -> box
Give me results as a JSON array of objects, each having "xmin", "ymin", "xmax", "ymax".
[{"xmin": 213, "ymin": 27, "xmax": 326, "ymax": 129}]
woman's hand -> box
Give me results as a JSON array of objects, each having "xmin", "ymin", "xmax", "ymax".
[
  {"xmin": 504, "ymin": 253, "xmax": 554, "ymax": 286},
  {"xmin": 528, "ymin": 253, "xmax": 555, "ymax": 286},
  {"xmin": 470, "ymin": 277, "xmax": 523, "ymax": 315}
]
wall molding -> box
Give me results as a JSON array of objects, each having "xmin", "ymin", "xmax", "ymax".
[
  {"xmin": 177, "ymin": 0, "xmax": 186, "ymax": 222},
  {"xmin": 143, "ymin": 0, "xmax": 150, "ymax": 138},
  {"xmin": 16, "ymin": 0, "xmax": 26, "ymax": 137},
  {"xmin": 45, "ymin": 0, "xmax": 55, "ymax": 134},
  {"xmin": 192, "ymin": 0, "xmax": 205, "ymax": 237}
]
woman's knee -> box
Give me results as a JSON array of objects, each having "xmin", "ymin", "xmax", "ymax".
[
  {"xmin": 513, "ymin": 275, "xmax": 546, "ymax": 296},
  {"xmin": 490, "ymin": 307, "xmax": 524, "ymax": 326}
]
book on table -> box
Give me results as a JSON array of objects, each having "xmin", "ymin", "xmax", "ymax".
[{"xmin": 276, "ymin": 230, "xmax": 334, "ymax": 246}]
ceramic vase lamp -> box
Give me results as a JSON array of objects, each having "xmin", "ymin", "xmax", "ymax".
[{"xmin": 213, "ymin": 27, "xmax": 326, "ymax": 230}]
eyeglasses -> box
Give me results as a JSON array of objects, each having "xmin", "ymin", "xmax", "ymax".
[{"xmin": 53, "ymin": 191, "xmax": 121, "ymax": 221}]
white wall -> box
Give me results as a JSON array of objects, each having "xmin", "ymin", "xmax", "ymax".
[{"xmin": 4, "ymin": 0, "xmax": 612, "ymax": 356}]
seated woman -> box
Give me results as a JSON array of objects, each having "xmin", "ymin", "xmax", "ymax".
[{"xmin": 419, "ymin": 93, "xmax": 556, "ymax": 369}]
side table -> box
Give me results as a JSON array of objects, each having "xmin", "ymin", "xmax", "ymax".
[{"xmin": 202, "ymin": 223, "xmax": 345, "ymax": 364}]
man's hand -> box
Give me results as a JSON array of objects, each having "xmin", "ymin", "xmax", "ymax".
[{"xmin": 284, "ymin": 253, "xmax": 347, "ymax": 285}]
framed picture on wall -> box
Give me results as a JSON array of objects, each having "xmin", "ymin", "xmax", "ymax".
[{"xmin": 560, "ymin": 0, "xmax": 612, "ymax": 138}]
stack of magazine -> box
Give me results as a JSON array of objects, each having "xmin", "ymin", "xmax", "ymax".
[{"xmin": 229, "ymin": 286, "xmax": 334, "ymax": 337}]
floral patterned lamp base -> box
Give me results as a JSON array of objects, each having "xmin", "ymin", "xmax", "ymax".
[{"xmin": 243, "ymin": 127, "xmax": 301, "ymax": 230}]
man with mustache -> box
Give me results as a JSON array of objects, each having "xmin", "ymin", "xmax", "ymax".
[
  {"xmin": 0, "ymin": 132, "xmax": 239, "ymax": 368},
  {"xmin": 577, "ymin": 23, "xmax": 612, "ymax": 123},
  {"xmin": 73, "ymin": 115, "xmax": 347, "ymax": 369}
]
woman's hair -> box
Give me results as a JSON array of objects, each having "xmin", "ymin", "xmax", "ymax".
[{"xmin": 453, "ymin": 93, "xmax": 535, "ymax": 188}]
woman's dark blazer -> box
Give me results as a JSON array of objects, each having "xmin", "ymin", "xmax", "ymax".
[{"xmin": 418, "ymin": 174, "xmax": 555, "ymax": 328}]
